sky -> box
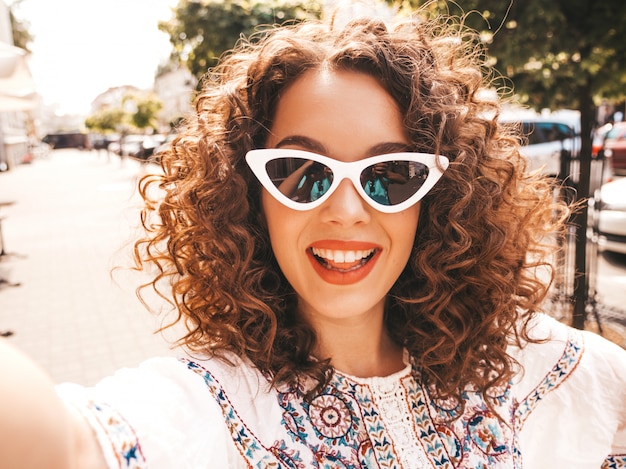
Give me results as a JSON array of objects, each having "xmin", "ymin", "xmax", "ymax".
[{"xmin": 9, "ymin": 0, "xmax": 179, "ymax": 115}]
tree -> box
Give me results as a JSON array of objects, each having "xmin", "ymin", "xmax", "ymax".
[
  {"xmin": 85, "ymin": 94, "xmax": 163, "ymax": 134},
  {"xmin": 125, "ymin": 93, "xmax": 163, "ymax": 132},
  {"xmin": 387, "ymin": 1, "xmax": 626, "ymax": 116},
  {"xmin": 386, "ymin": 0, "xmax": 626, "ymax": 328},
  {"xmin": 84, "ymin": 108, "xmax": 126, "ymax": 134},
  {"xmin": 159, "ymin": 0, "xmax": 323, "ymax": 80}
]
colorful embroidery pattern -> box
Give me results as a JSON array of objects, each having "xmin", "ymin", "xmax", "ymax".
[
  {"xmin": 185, "ymin": 360, "xmax": 283, "ymax": 468},
  {"xmin": 85, "ymin": 399, "xmax": 146, "ymax": 469},
  {"xmin": 183, "ymin": 358, "xmax": 521, "ymax": 468},
  {"xmin": 403, "ymin": 380, "xmax": 453, "ymax": 467},
  {"xmin": 308, "ymin": 394, "xmax": 353, "ymax": 438},
  {"xmin": 602, "ymin": 454, "xmax": 626, "ymax": 469},
  {"xmin": 515, "ymin": 328, "xmax": 584, "ymax": 429},
  {"xmin": 278, "ymin": 376, "xmax": 390, "ymax": 468},
  {"xmin": 425, "ymin": 390, "xmax": 517, "ymax": 469}
]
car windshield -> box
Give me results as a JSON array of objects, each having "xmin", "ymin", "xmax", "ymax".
[{"xmin": 522, "ymin": 122, "xmax": 573, "ymax": 145}]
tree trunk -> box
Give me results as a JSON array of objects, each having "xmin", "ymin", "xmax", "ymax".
[{"xmin": 571, "ymin": 80, "xmax": 595, "ymax": 329}]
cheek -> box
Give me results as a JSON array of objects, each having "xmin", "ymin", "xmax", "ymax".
[
  {"xmin": 401, "ymin": 204, "xmax": 421, "ymax": 236},
  {"xmin": 261, "ymin": 190, "xmax": 280, "ymax": 237},
  {"xmin": 262, "ymin": 191, "xmax": 296, "ymax": 258},
  {"xmin": 394, "ymin": 205, "xmax": 421, "ymax": 259}
]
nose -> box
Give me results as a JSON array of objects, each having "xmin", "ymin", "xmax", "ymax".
[{"xmin": 319, "ymin": 178, "xmax": 372, "ymax": 225}]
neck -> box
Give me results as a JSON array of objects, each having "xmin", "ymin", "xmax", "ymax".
[{"xmin": 311, "ymin": 316, "xmax": 405, "ymax": 378}]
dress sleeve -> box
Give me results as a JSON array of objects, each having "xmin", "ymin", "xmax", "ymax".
[
  {"xmin": 589, "ymin": 328, "xmax": 626, "ymax": 468},
  {"xmin": 56, "ymin": 357, "xmax": 238, "ymax": 469},
  {"xmin": 586, "ymin": 327, "xmax": 626, "ymax": 468},
  {"xmin": 511, "ymin": 314, "xmax": 626, "ymax": 468}
]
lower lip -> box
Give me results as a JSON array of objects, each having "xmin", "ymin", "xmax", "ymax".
[{"xmin": 307, "ymin": 249, "xmax": 381, "ymax": 285}]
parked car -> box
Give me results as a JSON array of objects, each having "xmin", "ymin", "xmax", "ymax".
[
  {"xmin": 600, "ymin": 121, "xmax": 626, "ymax": 176},
  {"xmin": 592, "ymin": 177, "xmax": 626, "ymax": 254},
  {"xmin": 42, "ymin": 132, "xmax": 90, "ymax": 149},
  {"xmin": 499, "ymin": 111, "xmax": 580, "ymax": 178}
]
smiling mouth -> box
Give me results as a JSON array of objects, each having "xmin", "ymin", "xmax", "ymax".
[{"xmin": 309, "ymin": 247, "xmax": 378, "ymax": 272}]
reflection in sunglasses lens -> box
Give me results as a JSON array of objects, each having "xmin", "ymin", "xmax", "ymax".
[
  {"xmin": 266, "ymin": 158, "xmax": 334, "ymax": 203},
  {"xmin": 361, "ymin": 161, "xmax": 429, "ymax": 205},
  {"xmin": 265, "ymin": 157, "xmax": 430, "ymax": 206}
]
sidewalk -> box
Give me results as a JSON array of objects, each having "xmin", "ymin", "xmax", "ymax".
[{"xmin": 0, "ymin": 149, "xmax": 179, "ymax": 385}]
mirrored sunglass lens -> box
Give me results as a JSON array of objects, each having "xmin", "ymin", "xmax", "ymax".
[
  {"xmin": 360, "ymin": 161, "xmax": 429, "ymax": 205},
  {"xmin": 265, "ymin": 158, "xmax": 334, "ymax": 203}
]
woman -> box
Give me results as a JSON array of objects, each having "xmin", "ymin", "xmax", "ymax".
[{"xmin": 2, "ymin": 12, "xmax": 625, "ymax": 469}]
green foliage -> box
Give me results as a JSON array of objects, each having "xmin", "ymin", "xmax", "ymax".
[
  {"xmin": 159, "ymin": 0, "xmax": 323, "ymax": 80},
  {"xmin": 385, "ymin": 0, "xmax": 626, "ymax": 113},
  {"xmin": 84, "ymin": 108, "xmax": 126, "ymax": 134},
  {"xmin": 125, "ymin": 94, "xmax": 163, "ymax": 131},
  {"xmin": 85, "ymin": 94, "xmax": 163, "ymax": 134}
]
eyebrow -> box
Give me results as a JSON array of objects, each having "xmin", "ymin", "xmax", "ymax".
[
  {"xmin": 274, "ymin": 135, "xmax": 412, "ymax": 156},
  {"xmin": 275, "ymin": 135, "xmax": 327, "ymax": 153},
  {"xmin": 368, "ymin": 142, "xmax": 413, "ymax": 155}
]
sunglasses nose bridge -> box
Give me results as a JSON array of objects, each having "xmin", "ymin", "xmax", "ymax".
[
  {"xmin": 327, "ymin": 165, "xmax": 368, "ymax": 201},
  {"xmin": 329, "ymin": 160, "xmax": 362, "ymax": 187},
  {"xmin": 329, "ymin": 160, "xmax": 392, "ymax": 209}
]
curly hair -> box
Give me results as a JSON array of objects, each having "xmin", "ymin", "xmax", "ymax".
[{"xmin": 133, "ymin": 13, "xmax": 570, "ymax": 403}]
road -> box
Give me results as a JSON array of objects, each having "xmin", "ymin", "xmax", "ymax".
[{"xmin": 594, "ymin": 250, "xmax": 626, "ymax": 318}]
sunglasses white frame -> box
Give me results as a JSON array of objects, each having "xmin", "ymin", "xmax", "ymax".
[{"xmin": 246, "ymin": 149, "xmax": 449, "ymax": 213}]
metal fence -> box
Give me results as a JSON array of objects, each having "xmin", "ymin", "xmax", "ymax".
[{"xmin": 543, "ymin": 139, "xmax": 626, "ymax": 338}]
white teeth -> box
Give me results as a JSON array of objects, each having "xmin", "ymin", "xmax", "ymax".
[{"xmin": 311, "ymin": 248, "xmax": 375, "ymax": 263}]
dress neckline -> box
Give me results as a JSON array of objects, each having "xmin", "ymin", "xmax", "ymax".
[{"xmin": 332, "ymin": 351, "xmax": 413, "ymax": 387}]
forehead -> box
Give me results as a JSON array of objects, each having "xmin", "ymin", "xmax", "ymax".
[{"xmin": 266, "ymin": 69, "xmax": 409, "ymax": 160}]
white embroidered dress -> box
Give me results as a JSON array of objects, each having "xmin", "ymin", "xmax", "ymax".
[{"xmin": 57, "ymin": 314, "xmax": 626, "ymax": 468}]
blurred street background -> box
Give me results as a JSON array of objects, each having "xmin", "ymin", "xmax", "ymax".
[{"xmin": 0, "ymin": 149, "xmax": 179, "ymax": 385}]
